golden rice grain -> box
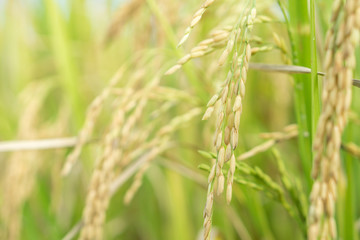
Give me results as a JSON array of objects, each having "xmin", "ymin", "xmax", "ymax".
[{"xmin": 178, "ymin": 0, "xmax": 218, "ymax": 47}]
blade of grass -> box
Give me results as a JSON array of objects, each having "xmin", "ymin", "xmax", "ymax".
[
  {"xmin": 242, "ymin": 189, "xmax": 275, "ymax": 240},
  {"xmin": 278, "ymin": 0, "xmax": 312, "ymax": 188},
  {"xmin": 288, "ymin": 1, "xmax": 312, "ymax": 137}
]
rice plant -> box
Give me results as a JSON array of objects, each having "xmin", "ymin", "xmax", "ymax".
[{"xmin": 0, "ymin": 0, "xmax": 360, "ymax": 240}]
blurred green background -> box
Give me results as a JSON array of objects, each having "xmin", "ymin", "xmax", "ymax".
[{"xmin": 0, "ymin": 0, "xmax": 360, "ymax": 239}]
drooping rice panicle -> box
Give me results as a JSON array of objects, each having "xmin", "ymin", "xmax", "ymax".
[
  {"xmin": 202, "ymin": 2, "xmax": 256, "ymax": 239},
  {"xmin": 123, "ymin": 107, "xmax": 201, "ymax": 204},
  {"xmin": 308, "ymin": 0, "xmax": 360, "ymax": 239},
  {"xmin": 79, "ymin": 80, "xmax": 157, "ymax": 240},
  {"xmin": 167, "ymin": 14, "xmax": 271, "ymax": 76},
  {"xmin": 1, "ymin": 83, "xmax": 61, "ymax": 240},
  {"xmin": 62, "ymin": 67, "xmax": 126, "ymax": 176},
  {"xmin": 79, "ymin": 104, "xmax": 126, "ymax": 240}
]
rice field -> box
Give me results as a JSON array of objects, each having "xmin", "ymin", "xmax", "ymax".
[{"xmin": 0, "ymin": 0, "xmax": 360, "ymax": 239}]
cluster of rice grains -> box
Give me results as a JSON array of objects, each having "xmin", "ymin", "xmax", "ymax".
[
  {"xmin": 1, "ymin": 84, "xmax": 67, "ymax": 240},
  {"xmin": 308, "ymin": 0, "xmax": 360, "ymax": 239},
  {"xmin": 62, "ymin": 67, "xmax": 126, "ymax": 176},
  {"xmin": 61, "ymin": 58, "xmax": 201, "ymax": 239},
  {"xmin": 200, "ymin": 4, "xmax": 257, "ymax": 240},
  {"xmin": 77, "ymin": 75, "xmax": 161, "ymax": 240}
]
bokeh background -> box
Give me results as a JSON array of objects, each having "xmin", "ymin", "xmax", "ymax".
[{"xmin": 0, "ymin": 0, "xmax": 360, "ymax": 239}]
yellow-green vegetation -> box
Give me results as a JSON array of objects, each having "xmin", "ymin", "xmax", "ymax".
[{"xmin": 0, "ymin": 0, "xmax": 360, "ymax": 240}]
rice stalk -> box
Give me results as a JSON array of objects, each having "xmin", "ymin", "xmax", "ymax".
[
  {"xmin": 62, "ymin": 67, "xmax": 126, "ymax": 176},
  {"xmin": 1, "ymin": 83, "xmax": 56, "ymax": 240},
  {"xmin": 166, "ymin": 15, "xmax": 272, "ymax": 76},
  {"xmin": 236, "ymin": 124, "xmax": 298, "ymax": 161},
  {"xmin": 123, "ymin": 107, "xmax": 201, "ymax": 204},
  {"xmin": 73, "ymin": 102, "xmax": 200, "ymax": 238},
  {"xmin": 114, "ymin": 108, "xmax": 202, "ymax": 196},
  {"xmin": 236, "ymin": 161, "xmax": 305, "ymax": 232},
  {"xmin": 62, "ymin": 141, "xmax": 174, "ymax": 240},
  {"xmin": 79, "ymin": 76, "xmax": 159, "ymax": 239},
  {"xmin": 201, "ymin": 157, "xmax": 305, "ymax": 234},
  {"xmin": 201, "ymin": 3, "xmax": 256, "ymax": 239},
  {"xmin": 308, "ymin": 0, "xmax": 360, "ymax": 239},
  {"xmin": 77, "ymin": 59, "xmax": 203, "ymax": 238}
]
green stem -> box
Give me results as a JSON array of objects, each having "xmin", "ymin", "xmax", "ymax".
[
  {"xmin": 279, "ymin": 0, "xmax": 312, "ymax": 189},
  {"xmin": 343, "ymin": 148, "xmax": 356, "ymax": 240},
  {"xmin": 341, "ymin": 89, "xmax": 358, "ymax": 239},
  {"xmin": 310, "ymin": 0, "xmax": 320, "ymax": 144},
  {"xmin": 44, "ymin": 0, "xmax": 85, "ymax": 128}
]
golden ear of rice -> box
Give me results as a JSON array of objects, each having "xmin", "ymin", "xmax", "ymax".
[
  {"xmin": 62, "ymin": 68, "xmax": 125, "ymax": 176},
  {"xmin": 1, "ymin": 83, "xmax": 61, "ymax": 240},
  {"xmin": 201, "ymin": 6, "xmax": 256, "ymax": 239},
  {"xmin": 308, "ymin": 0, "xmax": 360, "ymax": 239}
]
